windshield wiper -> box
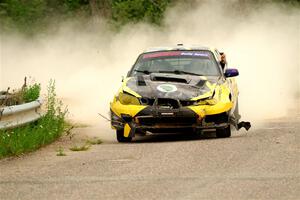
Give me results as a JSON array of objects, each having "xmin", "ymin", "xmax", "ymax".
[
  {"xmin": 158, "ymin": 70, "xmax": 203, "ymax": 76},
  {"xmin": 134, "ymin": 69, "xmax": 152, "ymax": 74}
]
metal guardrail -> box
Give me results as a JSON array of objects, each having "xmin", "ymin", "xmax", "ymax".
[{"xmin": 0, "ymin": 98, "xmax": 43, "ymax": 130}]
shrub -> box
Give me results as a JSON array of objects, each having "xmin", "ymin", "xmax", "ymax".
[{"xmin": 22, "ymin": 83, "xmax": 41, "ymax": 103}]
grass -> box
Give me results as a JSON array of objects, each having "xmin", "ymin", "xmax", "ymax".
[
  {"xmin": 86, "ymin": 137, "xmax": 102, "ymax": 145},
  {"xmin": 0, "ymin": 80, "xmax": 67, "ymax": 159},
  {"xmin": 69, "ymin": 144, "xmax": 91, "ymax": 152},
  {"xmin": 69, "ymin": 138, "xmax": 102, "ymax": 152},
  {"xmin": 56, "ymin": 146, "xmax": 66, "ymax": 156},
  {"xmin": 68, "ymin": 137, "xmax": 102, "ymax": 152},
  {"xmin": 22, "ymin": 83, "xmax": 41, "ymax": 103}
]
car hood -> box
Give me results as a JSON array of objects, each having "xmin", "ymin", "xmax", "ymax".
[{"xmin": 124, "ymin": 73, "xmax": 220, "ymax": 100}]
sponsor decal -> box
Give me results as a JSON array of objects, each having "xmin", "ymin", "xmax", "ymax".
[
  {"xmin": 160, "ymin": 112, "xmax": 174, "ymax": 116},
  {"xmin": 157, "ymin": 84, "xmax": 177, "ymax": 93},
  {"xmin": 143, "ymin": 51, "xmax": 210, "ymax": 59},
  {"xmin": 181, "ymin": 52, "xmax": 209, "ymax": 57},
  {"xmin": 143, "ymin": 51, "xmax": 181, "ymax": 59}
]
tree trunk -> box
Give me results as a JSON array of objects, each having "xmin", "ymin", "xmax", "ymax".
[
  {"xmin": 89, "ymin": 0, "xmax": 111, "ymax": 18},
  {"xmin": 89, "ymin": 0, "xmax": 99, "ymax": 17}
]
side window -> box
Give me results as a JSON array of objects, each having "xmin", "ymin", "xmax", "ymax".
[{"xmin": 213, "ymin": 49, "xmax": 226, "ymax": 72}]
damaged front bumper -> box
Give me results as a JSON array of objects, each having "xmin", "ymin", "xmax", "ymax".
[{"xmin": 111, "ymin": 107, "xmax": 231, "ymax": 137}]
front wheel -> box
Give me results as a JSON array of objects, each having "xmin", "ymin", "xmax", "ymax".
[
  {"xmin": 116, "ymin": 130, "xmax": 132, "ymax": 143},
  {"xmin": 216, "ymin": 126, "xmax": 231, "ymax": 138}
]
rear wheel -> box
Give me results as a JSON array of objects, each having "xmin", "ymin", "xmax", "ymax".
[
  {"xmin": 116, "ymin": 130, "xmax": 132, "ymax": 143},
  {"xmin": 216, "ymin": 126, "xmax": 231, "ymax": 138}
]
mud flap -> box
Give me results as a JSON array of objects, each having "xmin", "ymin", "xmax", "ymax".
[{"xmin": 238, "ymin": 121, "xmax": 251, "ymax": 131}]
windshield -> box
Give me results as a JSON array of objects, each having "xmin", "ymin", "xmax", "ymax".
[{"xmin": 130, "ymin": 50, "xmax": 221, "ymax": 77}]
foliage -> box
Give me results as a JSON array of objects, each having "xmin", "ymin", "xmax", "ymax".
[
  {"xmin": 0, "ymin": 0, "xmax": 47, "ymax": 32},
  {"xmin": 0, "ymin": 0, "xmax": 299, "ymax": 34},
  {"xmin": 111, "ymin": 0, "xmax": 171, "ymax": 26},
  {"xmin": 0, "ymin": 0, "xmax": 172, "ymax": 33},
  {"xmin": 56, "ymin": 146, "xmax": 67, "ymax": 156},
  {"xmin": 0, "ymin": 80, "xmax": 67, "ymax": 158},
  {"xmin": 0, "ymin": 0, "xmax": 90, "ymax": 33},
  {"xmin": 86, "ymin": 137, "xmax": 102, "ymax": 145},
  {"xmin": 0, "ymin": 81, "xmax": 41, "ymax": 106},
  {"xmin": 69, "ymin": 144, "xmax": 90, "ymax": 151},
  {"xmin": 22, "ymin": 83, "xmax": 41, "ymax": 103}
]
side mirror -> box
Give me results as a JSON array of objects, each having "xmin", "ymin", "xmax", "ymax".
[{"xmin": 224, "ymin": 68, "xmax": 239, "ymax": 77}]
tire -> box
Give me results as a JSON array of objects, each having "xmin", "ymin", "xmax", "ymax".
[
  {"xmin": 116, "ymin": 130, "xmax": 132, "ymax": 143},
  {"xmin": 216, "ymin": 126, "xmax": 231, "ymax": 138}
]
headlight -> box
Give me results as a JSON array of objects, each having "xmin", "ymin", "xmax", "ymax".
[{"xmin": 118, "ymin": 92, "xmax": 140, "ymax": 105}]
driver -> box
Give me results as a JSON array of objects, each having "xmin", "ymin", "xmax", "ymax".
[{"xmin": 220, "ymin": 52, "xmax": 227, "ymax": 70}]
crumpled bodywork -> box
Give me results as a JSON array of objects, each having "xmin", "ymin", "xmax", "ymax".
[
  {"xmin": 110, "ymin": 47, "xmax": 249, "ymax": 139},
  {"xmin": 110, "ymin": 74, "xmax": 238, "ymax": 136}
]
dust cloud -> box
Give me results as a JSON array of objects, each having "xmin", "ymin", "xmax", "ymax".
[{"xmin": 0, "ymin": 1, "xmax": 299, "ymax": 133}]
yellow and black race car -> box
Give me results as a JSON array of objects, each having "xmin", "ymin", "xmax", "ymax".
[{"xmin": 110, "ymin": 45, "xmax": 251, "ymax": 142}]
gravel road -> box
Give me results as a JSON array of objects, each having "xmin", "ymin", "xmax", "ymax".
[{"xmin": 0, "ymin": 115, "xmax": 299, "ymax": 200}]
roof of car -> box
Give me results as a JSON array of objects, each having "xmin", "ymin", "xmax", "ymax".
[{"xmin": 143, "ymin": 45, "xmax": 213, "ymax": 53}]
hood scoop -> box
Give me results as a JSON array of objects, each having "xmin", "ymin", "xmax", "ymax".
[
  {"xmin": 126, "ymin": 74, "xmax": 213, "ymax": 100},
  {"xmin": 150, "ymin": 73, "xmax": 188, "ymax": 84}
]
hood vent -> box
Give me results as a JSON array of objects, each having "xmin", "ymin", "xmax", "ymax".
[
  {"xmin": 152, "ymin": 76, "xmax": 188, "ymax": 84},
  {"xmin": 196, "ymin": 80, "xmax": 206, "ymax": 87}
]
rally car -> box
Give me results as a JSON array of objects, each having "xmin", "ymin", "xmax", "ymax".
[{"xmin": 110, "ymin": 45, "xmax": 250, "ymax": 142}]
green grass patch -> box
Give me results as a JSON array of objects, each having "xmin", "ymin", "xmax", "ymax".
[
  {"xmin": 69, "ymin": 138, "xmax": 102, "ymax": 152},
  {"xmin": 56, "ymin": 146, "xmax": 66, "ymax": 156},
  {"xmin": 22, "ymin": 83, "xmax": 41, "ymax": 103},
  {"xmin": 86, "ymin": 137, "xmax": 102, "ymax": 145},
  {"xmin": 0, "ymin": 80, "xmax": 67, "ymax": 159},
  {"xmin": 69, "ymin": 144, "xmax": 91, "ymax": 152}
]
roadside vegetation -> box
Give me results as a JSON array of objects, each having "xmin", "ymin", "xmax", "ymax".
[
  {"xmin": 56, "ymin": 146, "xmax": 67, "ymax": 156},
  {"xmin": 0, "ymin": 0, "xmax": 172, "ymax": 34},
  {"xmin": 69, "ymin": 137, "xmax": 102, "ymax": 152},
  {"xmin": 0, "ymin": 78, "xmax": 41, "ymax": 107},
  {"xmin": 0, "ymin": 80, "xmax": 67, "ymax": 158},
  {"xmin": 1, "ymin": 0, "xmax": 298, "ymax": 35},
  {"xmin": 69, "ymin": 144, "xmax": 91, "ymax": 152},
  {"xmin": 86, "ymin": 137, "xmax": 103, "ymax": 145}
]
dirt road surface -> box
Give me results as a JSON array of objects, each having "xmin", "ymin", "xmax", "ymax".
[{"xmin": 0, "ymin": 114, "xmax": 299, "ymax": 200}]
